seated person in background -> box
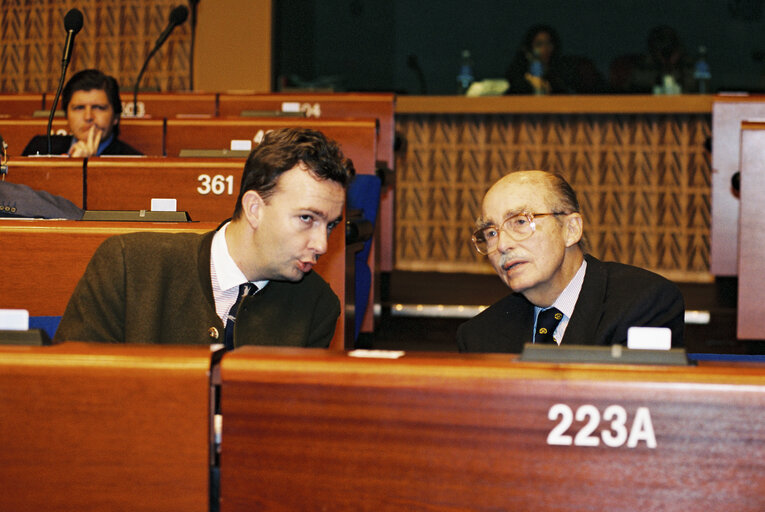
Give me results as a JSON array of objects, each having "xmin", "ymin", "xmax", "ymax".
[
  {"xmin": 22, "ymin": 69, "xmax": 142, "ymax": 157},
  {"xmin": 54, "ymin": 128, "xmax": 354, "ymax": 349},
  {"xmin": 505, "ymin": 24, "xmax": 570, "ymax": 95},
  {"xmin": 457, "ymin": 170, "xmax": 684, "ymax": 353},
  {"xmin": 610, "ymin": 25, "xmax": 694, "ymax": 94},
  {"xmin": 505, "ymin": 24, "xmax": 607, "ymax": 95}
]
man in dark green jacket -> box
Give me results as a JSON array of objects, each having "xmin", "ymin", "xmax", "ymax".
[{"xmin": 54, "ymin": 127, "xmax": 353, "ymax": 349}]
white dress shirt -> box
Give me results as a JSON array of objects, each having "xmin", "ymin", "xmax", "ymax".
[
  {"xmin": 533, "ymin": 259, "xmax": 587, "ymax": 345},
  {"xmin": 210, "ymin": 222, "xmax": 269, "ymax": 326}
]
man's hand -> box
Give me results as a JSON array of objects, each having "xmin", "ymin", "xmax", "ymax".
[{"xmin": 68, "ymin": 125, "xmax": 102, "ymax": 157}]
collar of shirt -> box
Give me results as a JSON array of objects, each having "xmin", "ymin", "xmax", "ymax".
[
  {"xmin": 210, "ymin": 222, "xmax": 269, "ymax": 324},
  {"xmin": 533, "ymin": 259, "xmax": 587, "ymax": 345}
]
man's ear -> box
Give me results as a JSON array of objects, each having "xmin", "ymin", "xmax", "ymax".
[
  {"xmin": 241, "ymin": 190, "xmax": 264, "ymax": 229},
  {"xmin": 564, "ymin": 213, "xmax": 583, "ymax": 248}
]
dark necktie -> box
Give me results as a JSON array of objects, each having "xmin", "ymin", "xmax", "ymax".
[
  {"xmin": 534, "ymin": 307, "xmax": 564, "ymax": 345},
  {"xmin": 224, "ymin": 282, "xmax": 256, "ymax": 351}
]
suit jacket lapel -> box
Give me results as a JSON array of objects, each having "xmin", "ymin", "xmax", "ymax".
[
  {"xmin": 503, "ymin": 293, "xmax": 536, "ymax": 351},
  {"xmin": 197, "ymin": 231, "xmax": 218, "ymax": 312},
  {"xmin": 564, "ymin": 254, "xmax": 607, "ymax": 344}
]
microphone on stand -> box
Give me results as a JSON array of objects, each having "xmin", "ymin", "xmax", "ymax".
[
  {"xmin": 133, "ymin": 5, "xmax": 189, "ymax": 117},
  {"xmin": 189, "ymin": 0, "xmax": 200, "ymax": 90},
  {"xmin": 47, "ymin": 8, "xmax": 84, "ymax": 155}
]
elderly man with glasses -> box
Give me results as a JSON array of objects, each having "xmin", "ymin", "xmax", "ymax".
[{"xmin": 457, "ymin": 170, "xmax": 684, "ymax": 353}]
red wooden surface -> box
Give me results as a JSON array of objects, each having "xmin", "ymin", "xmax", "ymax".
[
  {"xmin": 2, "ymin": 157, "xmax": 85, "ymax": 207},
  {"xmin": 86, "ymin": 157, "xmax": 244, "ymax": 220},
  {"xmin": 0, "ymin": 342, "xmax": 211, "ymax": 512},
  {"xmin": 42, "ymin": 91, "xmax": 218, "ymax": 119},
  {"xmin": 0, "ymin": 117, "xmax": 165, "ymax": 156},
  {"xmin": 0, "ymin": 93, "xmax": 44, "ymax": 116},
  {"xmin": 220, "ymin": 348, "xmax": 765, "ymax": 511}
]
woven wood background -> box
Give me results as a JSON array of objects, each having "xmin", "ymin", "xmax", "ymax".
[
  {"xmin": 0, "ymin": 0, "xmax": 190, "ymax": 93},
  {"xmin": 395, "ymin": 113, "xmax": 712, "ymax": 282}
]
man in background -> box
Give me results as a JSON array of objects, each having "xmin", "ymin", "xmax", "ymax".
[{"xmin": 22, "ymin": 69, "xmax": 142, "ymax": 157}]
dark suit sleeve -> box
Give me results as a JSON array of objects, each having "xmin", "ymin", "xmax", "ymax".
[
  {"xmin": 0, "ymin": 181, "xmax": 83, "ymax": 219},
  {"xmin": 54, "ymin": 236, "xmax": 127, "ymax": 343}
]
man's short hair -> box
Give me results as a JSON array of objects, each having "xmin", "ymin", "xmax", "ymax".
[
  {"xmin": 62, "ymin": 69, "xmax": 123, "ymax": 118},
  {"xmin": 540, "ymin": 171, "xmax": 589, "ymax": 252},
  {"xmin": 233, "ymin": 128, "xmax": 354, "ymax": 219}
]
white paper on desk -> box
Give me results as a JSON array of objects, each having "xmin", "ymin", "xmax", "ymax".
[
  {"xmin": 151, "ymin": 198, "xmax": 177, "ymax": 211},
  {"xmin": 627, "ymin": 326, "xmax": 671, "ymax": 350},
  {"xmin": 0, "ymin": 309, "xmax": 29, "ymax": 330},
  {"xmin": 230, "ymin": 139, "xmax": 252, "ymax": 151}
]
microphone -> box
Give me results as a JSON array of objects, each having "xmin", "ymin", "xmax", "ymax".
[
  {"xmin": 133, "ymin": 5, "xmax": 189, "ymax": 116},
  {"xmin": 62, "ymin": 9, "xmax": 84, "ymax": 66},
  {"xmin": 48, "ymin": 8, "xmax": 84, "ymax": 155}
]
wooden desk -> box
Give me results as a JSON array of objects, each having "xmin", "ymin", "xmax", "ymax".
[
  {"xmin": 217, "ymin": 93, "xmax": 397, "ymax": 270},
  {"xmin": 164, "ymin": 117, "xmax": 378, "ymax": 174},
  {"xmin": 85, "ymin": 157, "xmax": 244, "ymax": 219},
  {"xmin": 0, "ymin": 218, "xmax": 350, "ymax": 349},
  {"xmin": 394, "ymin": 94, "xmax": 713, "ymax": 281},
  {"xmin": 0, "ymin": 93, "xmax": 44, "ymax": 117},
  {"xmin": 710, "ymin": 95, "xmax": 765, "ymax": 276},
  {"xmin": 219, "ymin": 348, "xmax": 765, "ymax": 511},
  {"xmin": 0, "ymin": 118, "xmax": 165, "ymax": 156},
  {"xmin": 737, "ymin": 121, "xmax": 765, "ymax": 339},
  {"xmin": 0, "ymin": 342, "xmax": 212, "ymax": 512},
  {"xmin": 42, "ymin": 92, "xmax": 218, "ymax": 118},
  {"xmin": 3, "ymin": 157, "xmax": 85, "ymax": 208}
]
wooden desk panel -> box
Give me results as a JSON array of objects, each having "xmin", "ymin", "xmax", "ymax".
[
  {"xmin": 3, "ymin": 158, "xmax": 85, "ymax": 208},
  {"xmin": 43, "ymin": 92, "xmax": 218, "ymax": 118},
  {"xmin": 0, "ymin": 118, "xmax": 164, "ymax": 156},
  {"xmin": 218, "ymin": 93, "xmax": 396, "ymax": 271},
  {"xmin": 737, "ymin": 122, "xmax": 765, "ymax": 339},
  {"xmin": 164, "ymin": 117, "xmax": 377, "ymax": 173},
  {"xmin": 220, "ymin": 349, "xmax": 765, "ymax": 511},
  {"xmin": 86, "ymin": 157, "xmax": 244, "ymax": 220},
  {"xmin": 710, "ymin": 98, "xmax": 765, "ymax": 276},
  {"xmin": 0, "ymin": 342, "xmax": 211, "ymax": 512},
  {"xmin": 217, "ymin": 92, "xmax": 394, "ymax": 167},
  {"xmin": 0, "ymin": 220, "xmax": 217, "ymax": 316},
  {"xmin": 0, "ymin": 93, "xmax": 44, "ymax": 116}
]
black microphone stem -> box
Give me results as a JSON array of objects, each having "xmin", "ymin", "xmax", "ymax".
[
  {"xmin": 133, "ymin": 45, "xmax": 160, "ymax": 117},
  {"xmin": 47, "ymin": 63, "xmax": 69, "ymax": 155}
]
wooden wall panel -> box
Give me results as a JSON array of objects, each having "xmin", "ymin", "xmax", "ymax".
[
  {"xmin": 0, "ymin": 0, "xmax": 190, "ymax": 93},
  {"xmin": 395, "ymin": 112, "xmax": 711, "ymax": 281}
]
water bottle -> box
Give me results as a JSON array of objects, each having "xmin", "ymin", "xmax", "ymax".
[
  {"xmin": 693, "ymin": 45, "xmax": 711, "ymax": 94},
  {"xmin": 456, "ymin": 49, "xmax": 474, "ymax": 95},
  {"xmin": 528, "ymin": 53, "xmax": 544, "ymax": 95}
]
